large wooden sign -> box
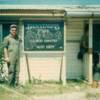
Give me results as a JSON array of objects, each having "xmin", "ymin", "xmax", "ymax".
[{"xmin": 24, "ymin": 21, "xmax": 64, "ymax": 51}]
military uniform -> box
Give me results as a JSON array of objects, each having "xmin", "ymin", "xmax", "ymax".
[
  {"xmin": 77, "ymin": 34, "xmax": 88, "ymax": 60},
  {"xmin": 80, "ymin": 34, "xmax": 88, "ymax": 48},
  {"xmin": 4, "ymin": 34, "xmax": 20, "ymax": 86}
]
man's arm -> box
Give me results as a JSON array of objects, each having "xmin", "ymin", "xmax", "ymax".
[
  {"xmin": 80, "ymin": 35, "xmax": 88, "ymax": 49},
  {"xmin": 3, "ymin": 37, "xmax": 10, "ymax": 63},
  {"xmin": 4, "ymin": 48, "xmax": 9, "ymax": 62},
  {"xmin": 82, "ymin": 41, "xmax": 88, "ymax": 49}
]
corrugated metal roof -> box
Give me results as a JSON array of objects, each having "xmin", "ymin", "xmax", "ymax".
[
  {"xmin": 0, "ymin": 5, "xmax": 100, "ymax": 12},
  {"xmin": 0, "ymin": 5, "xmax": 65, "ymax": 10},
  {"xmin": 0, "ymin": 5, "xmax": 100, "ymax": 10},
  {"xmin": 0, "ymin": 5, "xmax": 100, "ymax": 17},
  {"xmin": 0, "ymin": 0, "xmax": 100, "ymax": 5}
]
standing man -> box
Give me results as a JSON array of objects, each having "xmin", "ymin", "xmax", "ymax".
[
  {"xmin": 80, "ymin": 26, "xmax": 89, "ymax": 52},
  {"xmin": 4, "ymin": 24, "xmax": 20, "ymax": 87},
  {"xmin": 77, "ymin": 25, "xmax": 89, "ymax": 60}
]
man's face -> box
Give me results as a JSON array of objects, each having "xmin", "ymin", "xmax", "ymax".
[{"xmin": 10, "ymin": 27, "xmax": 17, "ymax": 36}]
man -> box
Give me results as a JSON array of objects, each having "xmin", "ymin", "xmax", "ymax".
[
  {"xmin": 77, "ymin": 25, "xmax": 89, "ymax": 60},
  {"xmin": 92, "ymin": 51, "xmax": 100, "ymax": 88},
  {"xmin": 80, "ymin": 26, "xmax": 89, "ymax": 51},
  {"xmin": 4, "ymin": 24, "xmax": 20, "ymax": 87}
]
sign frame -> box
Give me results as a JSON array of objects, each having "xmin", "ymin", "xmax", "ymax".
[{"xmin": 23, "ymin": 20, "xmax": 64, "ymax": 52}]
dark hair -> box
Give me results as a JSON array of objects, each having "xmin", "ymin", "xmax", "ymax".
[{"xmin": 10, "ymin": 24, "xmax": 17, "ymax": 29}]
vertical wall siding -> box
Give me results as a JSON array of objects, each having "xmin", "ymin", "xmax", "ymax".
[
  {"xmin": 18, "ymin": 21, "xmax": 65, "ymax": 83},
  {"xmin": 66, "ymin": 18, "xmax": 84, "ymax": 79},
  {"xmin": 19, "ymin": 18, "xmax": 89, "ymax": 83},
  {"xmin": 19, "ymin": 54, "xmax": 63, "ymax": 83}
]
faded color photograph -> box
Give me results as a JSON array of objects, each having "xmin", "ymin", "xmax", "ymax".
[{"xmin": 0, "ymin": 0, "xmax": 100, "ymax": 100}]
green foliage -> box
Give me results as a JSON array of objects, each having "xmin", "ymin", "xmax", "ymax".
[
  {"xmin": 0, "ymin": 42, "xmax": 5, "ymax": 83},
  {"xmin": 0, "ymin": 42, "xmax": 5, "ymax": 67}
]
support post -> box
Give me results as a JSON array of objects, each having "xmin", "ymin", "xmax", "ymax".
[
  {"xmin": 61, "ymin": 21, "xmax": 67, "ymax": 86},
  {"xmin": 88, "ymin": 18, "xmax": 93, "ymax": 84}
]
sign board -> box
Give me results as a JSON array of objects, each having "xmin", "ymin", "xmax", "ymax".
[{"xmin": 24, "ymin": 21, "xmax": 64, "ymax": 51}]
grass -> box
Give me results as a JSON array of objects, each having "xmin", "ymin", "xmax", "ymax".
[
  {"xmin": 0, "ymin": 85, "xmax": 26, "ymax": 100},
  {"xmin": 0, "ymin": 80, "xmax": 89, "ymax": 100},
  {"xmin": 16, "ymin": 80, "xmax": 87, "ymax": 96},
  {"xmin": 86, "ymin": 92, "xmax": 100, "ymax": 100}
]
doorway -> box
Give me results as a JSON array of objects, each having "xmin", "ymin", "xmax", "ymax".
[
  {"xmin": 93, "ymin": 22, "xmax": 100, "ymax": 81},
  {"xmin": 93, "ymin": 23, "xmax": 100, "ymax": 52}
]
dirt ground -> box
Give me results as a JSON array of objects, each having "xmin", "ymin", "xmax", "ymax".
[
  {"xmin": 0, "ymin": 81, "xmax": 100, "ymax": 100},
  {"xmin": 28, "ymin": 88, "xmax": 100, "ymax": 100}
]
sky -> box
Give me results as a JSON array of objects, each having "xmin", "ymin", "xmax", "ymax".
[{"xmin": 0, "ymin": 0, "xmax": 100, "ymax": 5}]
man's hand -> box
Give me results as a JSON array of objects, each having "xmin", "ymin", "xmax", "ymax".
[
  {"xmin": 4, "ymin": 48, "xmax": 10, "ymax": 63},
  {"xmin": 5, "ymin": 57, "xmax": 10, "ymax": 63}
]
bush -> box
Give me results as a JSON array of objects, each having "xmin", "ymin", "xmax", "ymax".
[{"xmin": 0, "ymin": 43, "xmax": 6, "ymax": 83}]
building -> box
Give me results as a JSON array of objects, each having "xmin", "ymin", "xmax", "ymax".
[{"xmin": 0, "ymin": 4, "xmax": 100, "ymax": 85}]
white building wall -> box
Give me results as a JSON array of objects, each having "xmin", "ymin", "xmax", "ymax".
[
  {"xmin": 19, "ymin": 18, "xmax": 89, "ymax": 83},
  {"xmin": 66, "ymin": 18, "xmax": 85, "ymax": 79},
  {"xmin": 19, "ymin": 54, "xmax": 63, "ymax": 83},
  {"xmin": 19, "ymin": 21, "xmax": 64, "ymax": 83}
]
